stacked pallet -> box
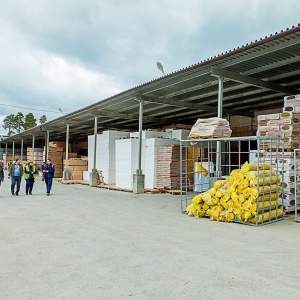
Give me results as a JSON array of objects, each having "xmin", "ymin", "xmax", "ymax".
[
  {"xmin": 274, "ymin": 154, "xmax": 300, "ymax": 212},
  {"xmin": 258, "ymin": 115, "xmax": 300, "ymax": 149},
  {"xmin": 27, "ymin": 147, "xmax": 43, "ymax": 169},
  {"xmin": 257, "ymin": 94, "xmax": 300, "ymax": 212},
  {"xmin": 63, "ymin": 159, "xmax": 88, "ymax": 180},
  {"xmin": 188, "ymin": 117, "xmax": 232, "ymax": 139},
  {"xmin": 156, "ymin": 144, "xmax": 189, "ymax": 190}
]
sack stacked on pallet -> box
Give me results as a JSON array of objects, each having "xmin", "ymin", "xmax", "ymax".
[
  {"xmin": 186, "ymin": 161, "xmax": 283, "ymax": 224},
  {"xmin": 188, "ymin": 117, "xmax": 232, "ymax": 139}
]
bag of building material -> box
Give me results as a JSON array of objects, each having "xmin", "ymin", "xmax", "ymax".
[{"xmin": 188, "ymin": 117, "xmax": 232, "ymax": 139}]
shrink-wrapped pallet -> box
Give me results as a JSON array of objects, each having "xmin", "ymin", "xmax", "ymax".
[{"xmin": 188, "ymin": 117, "xmax": 232, "ymax": 139}]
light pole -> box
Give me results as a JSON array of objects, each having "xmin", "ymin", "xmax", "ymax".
[{"xmin": 157, "ymin": 62, "xmax": 165, "ymax": 76}]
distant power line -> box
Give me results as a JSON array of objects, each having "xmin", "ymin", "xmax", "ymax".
[{"xmin": 0, "ymin": 103, "xmax": 61, "ymax": 113}]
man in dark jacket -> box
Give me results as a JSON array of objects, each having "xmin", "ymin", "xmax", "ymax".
[
  {"xmin": 8, "ymin": 158, "xmax": 23, "ymax": 196},
  {"xmin": 43, "ymin": 159, "xmax": 55, "ymax": 196},
  {"xmin": 0, "ymin": 160, "xmax": 4, "ymax": 192}
]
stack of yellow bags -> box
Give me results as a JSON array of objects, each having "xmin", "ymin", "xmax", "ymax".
[{"xmin": 186, "ymin": 161, "xmax": 284, "ymax": 224}]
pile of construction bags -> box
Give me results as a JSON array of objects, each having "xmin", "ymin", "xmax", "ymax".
[{"xmin": 186, "ymin": 162, "xmax": 283, "ymax": 224}]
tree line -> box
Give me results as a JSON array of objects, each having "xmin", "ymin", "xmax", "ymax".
[{"xmin": 2, "ymin": 113, "xmax": 47, "ymax": 136}]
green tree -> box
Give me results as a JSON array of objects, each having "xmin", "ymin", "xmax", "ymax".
[
  {"xmin": 2, "ymin": 114, "xmax": 16, "ymax": 136},
  {"xmin": 39, "ymin": 115, "xmax": 47, "ymax": 124},
  {"xmin": 23, "ymin": 113, "xmax": 37, "ymax": 130},
  {"xmin": 14, "ymin": 112, "xmax": 24, "ymax": 133}
]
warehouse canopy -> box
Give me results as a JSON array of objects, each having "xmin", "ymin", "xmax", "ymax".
[{"xmin": 2, "ymin": 24, "xmax": 300, "ymax": 146}]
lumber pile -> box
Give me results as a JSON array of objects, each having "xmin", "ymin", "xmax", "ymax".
[
  {"xmin": 27, "ymin": 147, "xmax": 43, "ymax": 168},
  {"xmin": 48, "ymin": 146, "xmax": 63, "ymax": 178},
  {"xmin": 156, "ymin": 144, "xmax": 189, "ymax": 190},
  {"xmin": 63, "ymin": 158, "xmax": 88, "ymax": 180}
]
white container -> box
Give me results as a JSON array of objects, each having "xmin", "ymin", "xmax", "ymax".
[
  {"xmin": 115, "ymin": 139, "xmax": 145, "ymax": 189},
  {"xmin": 166, "ymin": 129, "xmax": 190, "ymax": 140},
  {"xmin": 88, "ymin": 131, "xmax": 130, "ymax": 184}
]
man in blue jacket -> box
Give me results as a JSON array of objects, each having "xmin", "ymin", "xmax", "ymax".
[{"xmin": 42, "ymin": 159, "xmax": 55, "ymax": 196}]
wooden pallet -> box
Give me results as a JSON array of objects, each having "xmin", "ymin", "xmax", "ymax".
[
  {"xmin": 97, "ymin": 170, "xmax": 104, "ymax": 185},
  {"xmin": 59, "ymin": 180, "xmax": 89, "ymax": 185},
  {"xmin": 96, "ymin": 184, "xmax": 133, "ymax": 193},
  {"xmin": 145, "ymin": 188, "xmax": 166, "ymax": 194},
  {"xmin": 165, "ymin": 190, "xmax": 186, "ymax": 195}
]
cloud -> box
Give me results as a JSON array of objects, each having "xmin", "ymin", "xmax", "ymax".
[{"xmin": 0, "ymin": 0, "xmax": 300, "ymax": 136}]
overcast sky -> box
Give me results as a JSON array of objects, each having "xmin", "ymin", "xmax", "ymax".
[{"xmin": 0, "ymin": 0, "xmax": 299, "ymax": 135}]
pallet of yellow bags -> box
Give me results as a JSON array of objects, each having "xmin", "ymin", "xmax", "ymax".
[{"xmin": 186, "ymin": 161, "xmax": 284, "ymax": 226}]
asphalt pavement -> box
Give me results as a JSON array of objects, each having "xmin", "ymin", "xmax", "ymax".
[{"xmin": 0, "ymin": 176, "xmax": 299, "ymax": 300}]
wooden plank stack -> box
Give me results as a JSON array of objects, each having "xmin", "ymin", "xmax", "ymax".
[
  {"xmin": 156, "ymin": 144, "xmax": 190, "ymax": 190},
  {"xmin": 27, "ymin": 147, "xmax": 43, "ymax": 169},
  {"xmin": 48, "ymin": 146, "xmax": 63, "ymax": 178},
  {"xmin": 63, "ymin": 159, "xmax": 88, "ymax": 180}
]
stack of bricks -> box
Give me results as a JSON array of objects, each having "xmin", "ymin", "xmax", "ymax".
[
  {"xmin": 63, "ymin": 158, "xmax": 88, "ymax": 180},
  {"xmin": 257, "ymin": 94, "xmax": 300, "ymax": 212}
]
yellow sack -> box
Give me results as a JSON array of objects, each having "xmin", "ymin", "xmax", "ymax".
[
  {"xmin": 248, "ymin": 208, "xmax": 284, "ymax": 224},
  {"xmin": 195, "ymin": 162, "xmax": 208, "ymax": 176},
  {"xmin": 250, "ymin": 176, "xmax": 281, "ymax": 187}
]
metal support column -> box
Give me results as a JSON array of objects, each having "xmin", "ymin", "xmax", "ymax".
[
  {"xmin": 216, "ymin": 75, "xmax": 224, "ymax": 178},
  {"xmin": 90, "ymin": 115, "xmax": 98, "ymax": 187},
  {"xmin": 12, "ymin": 141, "xmax": 15, "ymax": 162},
  {"xmin": 21, "ymin": 138, "xmax": 24, "ymax": 161},
  {"xmin": 5, "ymin": 143, "xmax": 8, "ymax": 169},
  {"xmin": 63, "ymin": 124, "xmax": 71, "ymax": 180},
  {"xmin": 46, "ymin": 130, "xmax": 50, "ymax": 161},
  {"xmin": 32, "ymin": 135, "xmax": 35, "ymax": 163},
  {"xmin": 133, "ymin": 98, "xmax": 145, "ymax": 194}
]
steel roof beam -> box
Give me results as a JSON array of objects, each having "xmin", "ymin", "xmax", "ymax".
[
  {"xmin": 91, "ymin": 109, "xmax": 176, "ymax": 123},
  {"xmin": 211, "ymin": 67, "xmax": 299, "ymax": 95},
  {"xmin": 141, "ymin": 95, "xmax": 254, "ymax": 117}
]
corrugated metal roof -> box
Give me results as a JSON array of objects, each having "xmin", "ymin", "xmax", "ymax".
[{"xmin": 2, "ymin": 24, "xmax": 300, "ymax": 146}]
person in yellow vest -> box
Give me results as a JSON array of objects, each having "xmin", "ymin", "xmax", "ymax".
[{"xmin": 24, "ymin": 161, "xmax": 38, "ymax": 195}]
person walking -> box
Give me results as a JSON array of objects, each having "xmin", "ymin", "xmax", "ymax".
[
  {"xmin": 0, "ymin": 161, "xmax": 4, "ymax": 192},
  {"xmin": 24, "ymin": 161, "xmax": 38, "ymax": 195},
  {"xmin": 43, "ymin": 159, "xmax": 55, "ymax": 196},
  {"xmin": 8, "ymin": 158, "xmax": 23, "ymax": 196}
]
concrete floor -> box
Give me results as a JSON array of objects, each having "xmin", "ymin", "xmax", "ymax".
[{"xmin": 0, "ymin": 177, "xmax": 299, "ymax": 300}]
